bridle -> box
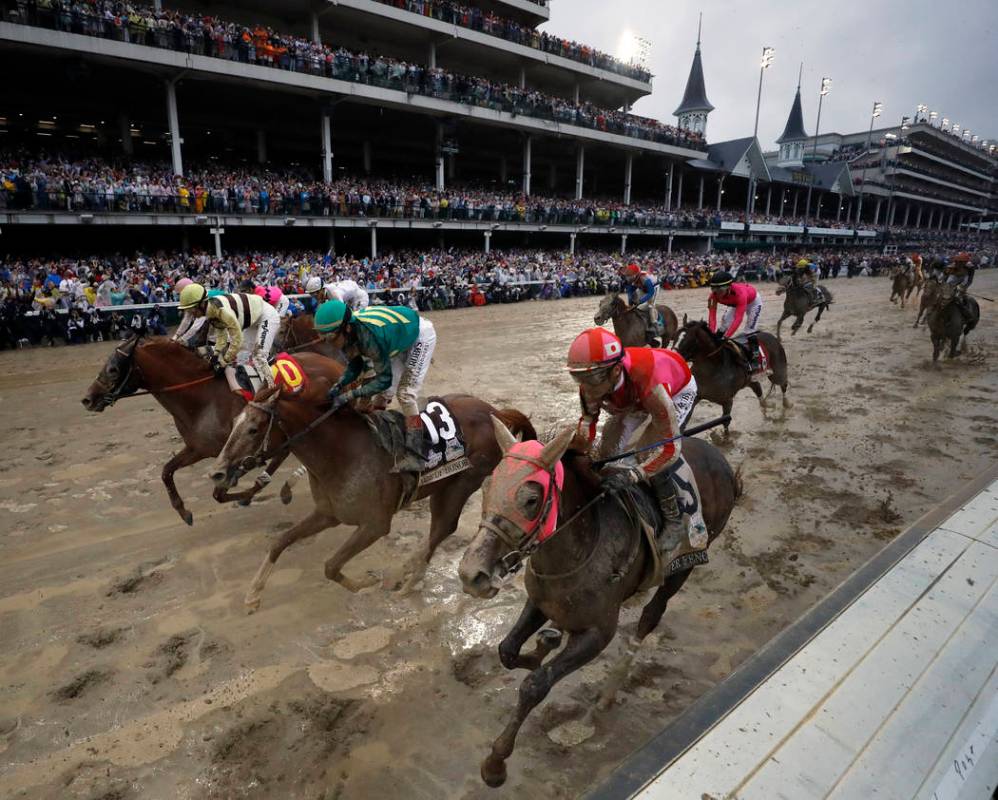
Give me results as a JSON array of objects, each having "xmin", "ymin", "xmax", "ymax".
[
  {"xmin": 233, "ymin": 399, "xmax": 283, "ymax": 476},
  {"xmin": 93, "ymin": 335, "xmax": 218, "ymax": 407}
]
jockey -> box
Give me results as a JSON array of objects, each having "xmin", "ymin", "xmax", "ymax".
[
  {"xmin": 254, "ymin": 284, "xmax": 292, "ymax": 318},
  {"xmin": 944, "ymin": 253, "xmax": 977, "ymax": 321},
  {"xmin": 791, "ymin": 258, "xmax": 818, "ymax": 304},
  {"xmin": 305, "ymin": 277, "xmax": 370, "ymax": 312},
  {"xmin": 621, "ymin": 262, "xmax": 661, "ymax": 346},
  {"xmin": 567, "ymin": 328, "xmax": 698, "ymax": 546},
  {"xmin": 707, "ymin": 271, "xmax": 763, "ymax": 367},
  {"xmin": 315, "ymin": 299, "xmax": 436, "ymax": 458},
  {"xmin": 177, "ymin": 283, "xmax": 280, "ymax": 395}
]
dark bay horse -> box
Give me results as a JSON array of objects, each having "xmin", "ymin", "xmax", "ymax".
[
  {"xmin": 210, "ymin": 384, "xmax": 536, "ymax": 610},
  {"xmin": 594, "ymin": 294, "xmax": 679, "ymax": 347},
  {"xmin": 277, "ymin": 314, "xmax": 343, "ymax": 361},
  {"xmin": 889, "ymin": 267, "xmax": 915, "ymax": 308},
  {"xmin": 674, "ymin": 319, "xmax": 790, "ymax": 435},
  {"xmin": 927, "ymin": 285, "xmax": 980, "ymax": 362},
  {"xmin": 81, "ymin": 336, "xmax": 344, "ymax": 524},
  {"xmin": 914, "ymin": 277, "xmax": 942, "ymax": 327},
  {"xmin": 775, "ymin": 275, "xmax": 833, "ymax": 338},
  {"xmin": 458, "ymin": 419, "xmax": 740, "ymax": 787}
]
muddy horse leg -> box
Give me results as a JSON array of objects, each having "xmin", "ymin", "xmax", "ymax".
[
  {"xmin": 498, "ymin": 599, "xmax": 562, "ymax": 671},
  {"xmin": 245, "ymin": 509, "xmax": 339, "ymax": 612},
  {"xmin": 216, "ymin": 452, "xmax": 290, "ymax": 507},
  {"xmin": 776, "ymin": 311, "xmax": 788, "ymax": 340},
  {"xmin": 807, "ymin": 304, "xmax": 826, "ymax": 333},
  {"xmin": 595, "ymin": 569, "xmax": 695, "ymax": 711},
  {"xmin": 750, "ymin": 380, "xmax": 767, "ymax": 413},
  {"xmin": 323, "ymin": 515, "xmax": 393, "ymax": 593},
  {"xmin": 791, "ymin": 313, "xmax": 804, "ymax": 335},
  {"xmin": 162, "ymin": 445, "xmax": 203, "ymax": 526},
  {"xmin": 480, "ymin": 626, "xmax": 612, "ymax": 788}
]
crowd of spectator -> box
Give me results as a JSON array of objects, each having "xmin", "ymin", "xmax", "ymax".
[
  {"xmin": 2, "ymin": 0, "xmax": 701, "ymax": 149},
  {"xmin": 373, "ymin": 0, "xmax": 651, "ymax": 82},
  {"xmin": 2, "ymin": 244, "xmax": 992, "ymax": 348}
]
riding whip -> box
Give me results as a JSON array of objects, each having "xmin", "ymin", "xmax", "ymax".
[{"xmin": 593, "ymin": 415, "xmax": 732, "ymax": 468}]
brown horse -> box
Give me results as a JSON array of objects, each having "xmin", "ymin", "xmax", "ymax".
[
  {"xmin": 458, "ymin": 419, "xmax": 740, "ymax": 787},
  {"xmin": 674, "ymin": 318, "xmax": 790, "ymax": 435},
  {"xmin": 594, "ymin": 293, "xmax": 679, "ymax": 347},
  {"xmin": 81, "ymin": 336, "xmax": 343, "ymax": 524},
  {"xmin": 890, "ymin": 267, "xmax": 915, "ymax": 308},
  {"xmin": 277, "ymin": 313, "xmax": 343, "ymax": 360},
  {"xmin": 914, "ymin": 277, "xmax": 942, "ymax": 327},
  {"xmin": 210, "ymin": 385, "xmax": 536, "ymax": 609},
  {"xmin": 927, "ymin": 285, "xmax": 980, "ymax": 362}
]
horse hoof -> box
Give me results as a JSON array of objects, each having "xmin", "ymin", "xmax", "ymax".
[
  {"xmin": 481, "ymin": 758, "xmax": 508, "ymax": 788},
  {"xmin": 280, "ymin": 487, "xmax": 293, "ymax": 505},
  {"xmin": 244, "ymin": 595, "xmax": 261, "ymax": 614},
  {"xmin": 182, "ymin": 511, "xmax": 194, "ymax": 526},
  {"xmin": 236, "ymin": 498, "xmax": 252, "ymax": 507}
]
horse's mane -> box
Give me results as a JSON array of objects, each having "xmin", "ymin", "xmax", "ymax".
[
  {"xmin": 562, "ymin": 449, "xmax": 602, "ymax": 494},
  {"xmin": 138, "ymin": 336, "xmax": 212, "ymax": 371}
]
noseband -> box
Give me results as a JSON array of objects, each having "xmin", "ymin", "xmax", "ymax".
[{"xmin": 234, "ymin": 400, "xmax": 282, "ymax": 475}]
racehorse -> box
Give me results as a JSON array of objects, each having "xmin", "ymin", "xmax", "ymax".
[
  {"xmin": 674, "ymin": 318, "xmax": 790, "ymax": 435},
  {"xmin": 927, "ymin": 285, "xmax": 980, "ymax": 362},
  {"xmin": 81, "ymin": 336, "xmax": 344, "ymax": 524},
  {"xmin": 594, "ymin": 293, "xmax": 679, "ymax": 347},
  {"xmin": 774, "ymin": 275, "xmax": 833, "ymax": 338},
  {"xmin": 458, "ymin": 419, "xmax": 740, "ymax": 787},
  {"xmin": 277, "ymin": 314, "xmax": 343, "ymax": 360},
  {"xmin": 889, "ymin": 267, "xmax": 915, "ymax": 308},
  {"xmin": 914, "ymin": 277, "xmax": 942, "ymax": 327},
  {"xmin": 210, "ymin": 385, "xmax": 536, "ymax": 610}
]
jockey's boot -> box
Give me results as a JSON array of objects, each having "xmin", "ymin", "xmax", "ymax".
[
  {"xmin": 654, "ymin": 477, "xmax": 688, "ymax": 554},
  {"xmin": 747, "ymin": 333, "xmax": 761, "ymax": 372}
]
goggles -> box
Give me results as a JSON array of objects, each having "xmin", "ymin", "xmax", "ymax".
[{"xmin": 569, "ymin": 365, "xmax": 616, "ymax": 386}]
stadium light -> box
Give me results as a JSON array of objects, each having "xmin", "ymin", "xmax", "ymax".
[{"xmin": 748, "ymin": 45, "xmax": 775, "ymax": 217}]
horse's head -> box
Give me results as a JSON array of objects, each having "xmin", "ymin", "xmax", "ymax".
[
  {"xmin": 458, "ymin": 420, "xmax": 575, "ymax": 599},
  {"xmin": 593, "ymin": 293, "xmax": 623, "ymax": 325},
  {"xmin": 81, "ymin": 334, "xmax": 143, "ymax": 412},
  {"xmin": 673, "ymin": 317, "xmax": 718, "ymax": 361},
  {"xmin": 210, "ymin": 385, "xmax": 282, "ymax": 489}
]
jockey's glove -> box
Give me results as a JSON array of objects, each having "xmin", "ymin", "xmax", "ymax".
[{"xmin": 601, "ymin": 465, "xmax": 644, "ymax": 495}]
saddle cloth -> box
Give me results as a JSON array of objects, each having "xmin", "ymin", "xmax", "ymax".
[
  {"xmin": 618, "ymin": 455, "xmax": 709, "ymax": 591},
  {"xmin": 726, "ymin": 337, "xmax": 771, "ymax": 376},
  {"xmin": 236, "ymin": 353, "xmax": 309, "ymax": 398},
  {"xmin": 365, "ymin": 397, "xmax": 469, "ymax": 483}
]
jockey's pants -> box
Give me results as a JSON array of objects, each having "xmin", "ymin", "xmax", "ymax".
[
  {"xmin": 224, "ymin": 303, "xmax": 280, "ymax": 392},
  {"xmin": 721, "ymin": 297, "xmax": 763, "ymax": 338},
  {"xmin": 382, "ymin": 317, "xmax": 437, "ymax": 417}
]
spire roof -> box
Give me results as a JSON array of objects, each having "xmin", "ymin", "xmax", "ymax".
[
  {"xmin": 776, "ymin": 86, "xmax": 809, "ymax": 144},
  {"xmin": 673, "ymin": 20, "xmax": 714, "ymax": 117}
]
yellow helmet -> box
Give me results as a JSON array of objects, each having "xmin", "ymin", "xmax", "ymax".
[{"xmin": 178, "ymin": 283, "xmax": 207, "ymax": 310}]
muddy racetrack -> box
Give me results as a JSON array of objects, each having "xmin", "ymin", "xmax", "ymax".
[{"xmin": 1, "ymin": 273, "xmax": 996, "ymax": 799}]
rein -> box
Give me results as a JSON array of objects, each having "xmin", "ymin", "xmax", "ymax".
[
  {"xmin": 285, "ymin": 335, "xmax": 323, "ymax": 353},
  {"xmin": 246, "ymin": 398, "xmax": 341, "ymax": 468}
]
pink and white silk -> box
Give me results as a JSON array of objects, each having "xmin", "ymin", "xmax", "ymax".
[{"xmin": 491, "ymin": 441, "xmax": 566, "ymax": 543}]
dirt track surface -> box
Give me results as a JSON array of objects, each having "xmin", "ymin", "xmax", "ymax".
[{"xmin": 1, "ymin": 274, "xmax": 996, "ymax": 799}]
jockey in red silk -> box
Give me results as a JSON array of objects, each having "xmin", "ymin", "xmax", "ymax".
[
  {"xmin": 707, "ymin": 271, "xmax": 763, "ymax": 367},
  {"xmin": 567, "ymin": 328, "xmax": 698, "ymax": 538},
  {"xmin": 622, "ymin": 262, "xmax": 661, "ymax": 345}
]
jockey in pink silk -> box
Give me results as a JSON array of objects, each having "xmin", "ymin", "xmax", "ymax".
[{"xmin": 706, "ymin": 271, "xmax": 764, "ymax": 368}]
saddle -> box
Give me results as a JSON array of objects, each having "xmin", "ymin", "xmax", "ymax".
[
  {"xmin": 723, "ymin": 336, "xmax": 768, "ymax": 375},
  {"xmin": 235, "ymin": 353, "xmax": 309, "ymax": 399}
]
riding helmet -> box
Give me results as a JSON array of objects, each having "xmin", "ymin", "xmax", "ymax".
[
  {"xmin": 305, "ymin": 276, "xmax": 323, "ymax": 294},
  {"xmin": 566, "ymin": 328, "xmax": 624, "ymax": 373},
  {"xmin": 177, "ymin": 283, "xmax": 207, "ymax": 310},
  {"xmin": 709, "ymin": 270, "xmax": 734, "ymax": 289},
  {"xmin": 314, "ymin": 299, "xmax": 350, "ymax": 334}
]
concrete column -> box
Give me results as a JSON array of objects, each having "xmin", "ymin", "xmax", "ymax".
[
  {"xmin": 320, "ymin": 111, "xmax": 333, "ymax": 183},
  {"xmin": 915, "ymin": 205, "xmax": 923, "ymax": 228},
  {"xmin": 888, "ymin": 201, "xmax": 896, "ymax": 227},
  {"xmin": 766, "ymin": 185, "xmax": 772, "ymax": 217},
  {"xmin": 937, "ymin": 209, "xmax": 944, "ymax": 230},
  {"xmin": 118, "ymin": 113, "xmax": 133, "ymax": 156},
  {"xmin": 873, "ymin": 197, "xmax": 882, "ymax": 225},
  {"xmin": 620, "ymin": 234, "xmax": 628, "ymax": 255},
  {"xmin": 165, "ymin": 79, "xmax": 183, "ymax": 177},
  {"xmin": 328, "ymin": 228, "xmax": 336, "ymax": 253},
  {"xmin": 779, "ymin": 189, "xmax": 786, "ymax": 217},
  {"xmin": 716, "ymin": 176, "xmax": 724, "ymax": 212},
  {"xmin": 428, "ymin": 42, "xmax": 437, "ymax": 69},
  {"xmin": 667, "ymin": 234, "xmax": 674, "ymax": 254},
  {"xmin": 484, "ymin": 232, "xmax": 492, "ymax": 253},
  {"xmin": 522, "ymin": 135, "xmax": 532, "ymax": 196},
  {"xmin": 362, "ymin": 140, "xmax": 372, "ymax": 174},
  {"xmin": 573, "ymin": 83, "xmax": 580, "ymax": 104},
  {"xmin": 518, "ymin": 66, "xmax": 526, "ymax": 90},
  {"xmin": 665, "ymin": 162, "xmax": 674, "ymax": 211},
  {"xmin": 435, "ymin": 123, "xmax": 445, "ymax": 191},
  {"xmin": 676, "ymin": 170, "xmax": 684, "ymax": 209},
  {"xmin": 212, "ymin": 226, "xmax": 223, "ymax": 259},
  {"xmin": 698, "ymin": 175, "xmax": 705, "ymax": 210},
  {"xmin": 836, "ymin": 194, "xmax": 843, "ymax": 222},
  {"xmin": 256, "ymin": 129, "xmax": 267, "ymax": 165},
  {"xmin": 575, "ymin": 144, "xmax": 585, "ymax": 200},
  {"xmin": 311, "ymin": 11, "xmax": 320, "ymax": 44},
  {"xmin": 569, "ymin": 232, "xmax": 576, "ymax": 255},
  {"xmin": 499, "ymin": 156, "xmax": 507, "ymax": 185},
  {"xmin": 947, "ymin": 210, "xmax": 955, "ymax": 230},
  {"xmin": 927, "ymin": 207, "xmax": 935, "ymax": 228},
  {"xmin": 902, "ymin": 204, "xmax": 910, "ymax": 227},
  {"xmin": 623, "ymin": 152, "xmax": 633, "ymax": 206},
  {"xmin": 792, "ymin": 189, "xmax": 800, "ymax": 218},
  {"xmin": 370, "ymin": 226, "xmax": 377, "ymax": 260},
  {"xmin": 854, "ymin": 195, "xmax": 863, "ymax": 225}
]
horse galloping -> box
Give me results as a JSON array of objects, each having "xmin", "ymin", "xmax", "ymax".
[
  {"xmin": 927, "ymin": 285, "xmax": 980, "ymax": 362},
  {"xmin": 81, "ymin": 336, "xmax": 344, "ymax": 524},
  {"xmin": 775, "ymin": 275, "xmax": 833, "ymax": 338},
  {"xmin": 594, "ymin": 293, "xmax": 679, "ymax": 347},
  {"xmin": 458, "ymin": 420, "xmax": 740, "ymax": 787},
  {"xmin": 890, "ymin": 267, "xmax": 915, "ymax": 308},
  {"xmin": 674, "ymin": 318, "xmax": 790, "ymax": 435},
  {"xmin": 210, "ymin": 385, "xmax": 536, "ymax": 609}
]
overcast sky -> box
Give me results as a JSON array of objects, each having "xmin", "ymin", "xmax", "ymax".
[{"xmin": 540, "ymin": 0, "xmax": 997, "ymax": 149}]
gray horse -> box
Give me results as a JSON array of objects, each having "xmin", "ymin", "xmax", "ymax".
[
  {"xmin": 594, "ymin": 293, "xmax": 679, "ymax": 347},
  {"xmin": 775, "ymin": 275, "xmax": 833, "ymax": 339}
]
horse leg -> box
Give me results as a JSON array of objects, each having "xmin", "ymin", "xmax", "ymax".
[
  {"xmin": 480, "ymin": 626, "xmax": 612, "ymax": 788},
  {"xmin": 807, "ymin": 305, "xmax": 825, "ymax": 333},
  {"xmin": 498, "ymin": 599, "xmax": 559, "ymax": 671},
  {"xmin": 280, "ymin": 464, "xmax": 308, "ymax": 505},
  {"xmin": 245, "ymin": 509, "xmax": 339, "ymax": 612},
  {"xmin": 217, "ymin": 452, "xmax": 290, "ymax": 507},
  {"xmin": 791, "ymin": 314, "xmax": 803, "ymax": 336},
  {"xmin": 162, "ymin": 446, "xmax": 203, "ymax": 526},
  {"xmin": 776, "ymin": 312, "xmax": 787, "ymax": 340},
  {"xmin": 594, "ymin": 569, "xmax": 695, "ymax": 711},
  {"xmin": 749, "ymin": 380, "xmax": 767, "ymax": 414},
  {"xmin": 722, "ymin": 399, "xmax": 733, "ymax": 436},
  {"xmin": 323, "ymin": 516, "xmax": 393, "ymax": 593},
  {"xmin": 392, "ymin": 477, "xmax": 478, "ymax": 593}
]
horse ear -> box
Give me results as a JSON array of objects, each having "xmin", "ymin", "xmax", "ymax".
[
  {"xmin": 538, "ymin": 426, "xmax": 574, "ymax": 470},
  {"xmin": 682, "ymin": 312, "xmax": 688, "ymax": 326},
  {"xmin": 491, "ymin": 415, "xmax": 517, "ymax": 454}
]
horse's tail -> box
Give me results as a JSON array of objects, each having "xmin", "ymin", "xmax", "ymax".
[{"xmin": 495, "ymin": 408, "xmax": 538, "ymax": 443}]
